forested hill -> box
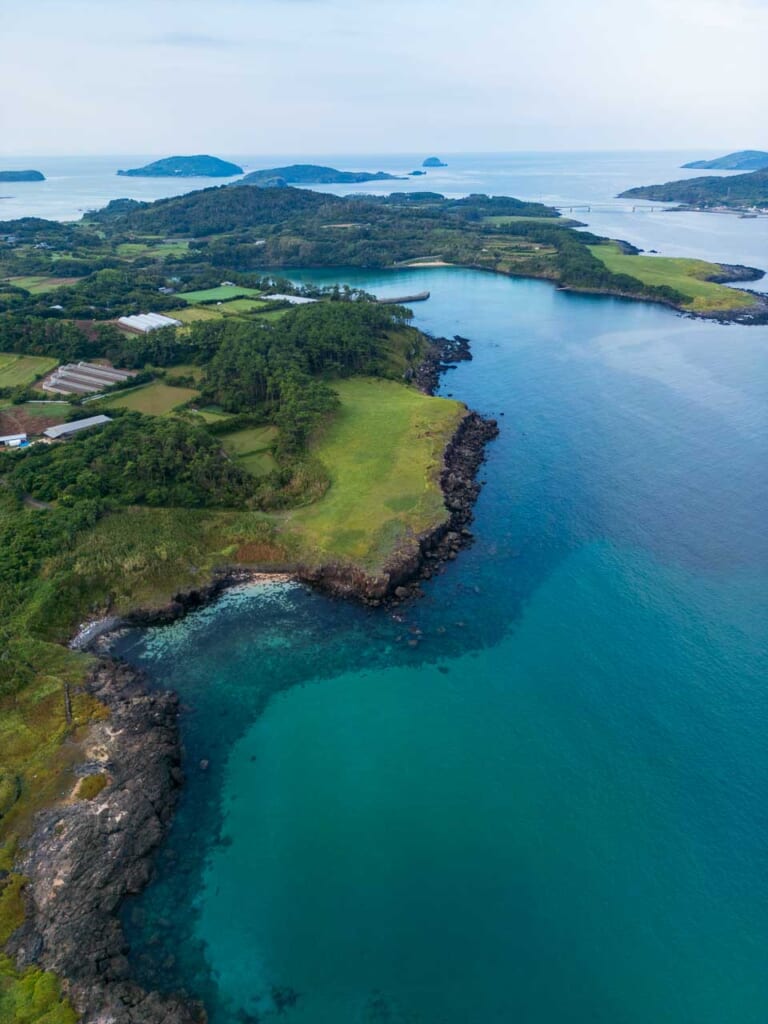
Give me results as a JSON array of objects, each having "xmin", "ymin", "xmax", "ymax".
[
  {"xmin": 96, "ymin": 185, "xmax": 557, "ymax": 239},
  {"xmin": 682, "ymin": 151, "xmax": 768, "ymax": 170},
  {"xmin": 117, "ymin": 155, "xmax": 244, "ymax": 177},
  {"xmin": 236, "ymin": 165, "xmax": 405, "ymax": 185},
  {"xmin": 94, "ymin": 185, "xmax": 341, "ymax": 234},
  {"xmin": 619, "ymin": 168, "xmax": 768, "ymax": 208}
]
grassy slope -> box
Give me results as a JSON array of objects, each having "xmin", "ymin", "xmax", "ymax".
[
  {"xmin": 588, "ymin": 243, "xmax": 755, "ymax": 312},
  {"xmin": 284, "ymin": 378, "xmax": 464, "ymax": 570}
]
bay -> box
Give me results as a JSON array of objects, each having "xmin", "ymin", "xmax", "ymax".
[{"xmin": 117, "ymin": 264, "xmax": 768, "ymax": 1023}]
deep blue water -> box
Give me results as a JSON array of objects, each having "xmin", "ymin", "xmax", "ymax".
[{"xmin": 116, "ymin": 262, "xmax": 768, "ymax": 1022}]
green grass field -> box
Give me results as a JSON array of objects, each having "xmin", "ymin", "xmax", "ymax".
[
  {"xmin": 178, "ymin": 285, "xmax": 262, "ymax": 304},
  {"xmin": 222, "ymin": 425, "xmax": 278, "ymax": 478},
  {"xmin": 0, "ymin": 353, "xmax": 57, "ymax": 387},
  {"xmin": 283, "ymin": 378, "xmax": 464, "ymax": 570},
  {"xmin": 588, "ymin": 243, "xmax": 756, "ymax": 312},
  {"xmin": 96, "ymin": 381, "xmax": 199, "ymax": 416},
  {"xmin": 164, "ymin": 363, "xmax": 205, "ymax": 381}
]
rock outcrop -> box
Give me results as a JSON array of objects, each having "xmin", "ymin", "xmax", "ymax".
[{"xmin": 9, "ymin": 664, "xmax": 204, "ymax": 1023}]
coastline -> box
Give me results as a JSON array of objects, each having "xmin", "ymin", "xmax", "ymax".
[
  {"xmin": 5, "ymin": 337, "xmax": 498, "ymax": 1023},
  {"xmin": 453, "ymin": 259, "xmax": 768, "ymax": 325}
]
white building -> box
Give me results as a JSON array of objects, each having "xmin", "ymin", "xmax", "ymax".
[
  {"xmin": 117, "ymin": 312, "xmax": 183, "ymax": 333},
  {"xmin": 0, "ymin": 433, "xmax": 27, "ymax": 448}
]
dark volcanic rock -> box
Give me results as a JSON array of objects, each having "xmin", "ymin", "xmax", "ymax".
[{"xmin": 9, "ymin": 663, "xmax": 203, "ymax": 1023}]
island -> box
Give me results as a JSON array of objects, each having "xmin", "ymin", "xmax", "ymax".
[
  {"xmin": 1, "ymin": 180, "xmax": 765, "ymax": 1022},
  {"xmin": 236, "ymin": 164, "xmax": 405, "ymax": 186},
  {"xmin": 682, "ymin": 150, "xmax": 768, "ymax": 171},
  {"xmin": 423, "ymin": 157, "xmax": 447, "ymax": 167},
  {"xmin": 0, "ymin": 169, "xmax": 45, "ymax": 182},
  {"xmin": 619, "ymin": 167, "xmax": 768, "ymax": 211},
  {"xmin": 117, "ymin": 155, "xmax": 244, "ymax": 178}
]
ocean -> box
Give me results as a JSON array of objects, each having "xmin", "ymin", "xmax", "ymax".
[{"xmin": 13, "ymin": 153, "xmax": 768, "ymax": 1022}]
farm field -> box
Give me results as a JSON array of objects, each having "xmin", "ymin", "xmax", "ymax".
[
  {"xmin": 0, "ymin": 401, "xmax": 69, "ymax": 435},
  {"xmin": 588, "ymin": 242, "xmax": 756, "ymax": 312},
  {"xmin": 178, "ymin": 285, "xmax": 262, "ymax": 304},
  {"xmin": 283, "ymin": 377, "xmax": 464, "ymax": 570},
  {"xmin": 0, "ymin": 353, "xmax": 58, "ymax": 387},
  {"xmin": 170, "ymin": 306, "xmax": 224, "ymax": 324},
  {"xmin": 96, "ymin": 381, "xmax": 199, "ymax": 416},
  {"xmin": 116, "ymin": 241, "xmax": 189, "ymax": 258},
  {"xmin": 4, "ymin": 275, "xmax": 80, "ymax": 294}
]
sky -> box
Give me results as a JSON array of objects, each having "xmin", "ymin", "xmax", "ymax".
[{"xmin": 1, "ymin": 0, "xmax": 766, "ymax": 156}]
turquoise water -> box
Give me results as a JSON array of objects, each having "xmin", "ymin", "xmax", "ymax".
[{"xmin": 118, "ymin": 267, "xmax": 768, "ymax": 1023}]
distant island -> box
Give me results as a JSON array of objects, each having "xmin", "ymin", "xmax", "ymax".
[
  {"xmin": 236, "ymin": 164, "xmax": 405, "ymax": 186},
  {"xmin": 682, "ymin": 150, "xmax": 768, "ymax": 171},
  {"xmin": 117, "ymin": 155, "xmax": 244, "ymax": 178},
  {"xmin": 423, "ymin": 157, "xmax": 447, "ymax": 167},
  {"xmin": 619, "ymin": 168, "xmax": 768, "ymax": 210},
  {"xmin": 0, "ymin": 169, "xmax": 45, "ymax": 182}
]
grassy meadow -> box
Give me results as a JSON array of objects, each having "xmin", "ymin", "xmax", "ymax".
[
  {"xmin": 588, "ymin": 243, "xmax": 756, "ymax": 312},
  {"xmin": 222, "ymin": 425, "xmax": 278, "ymax": 478}
]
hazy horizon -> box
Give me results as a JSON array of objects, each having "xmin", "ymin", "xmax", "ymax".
[{"xmin": 1, "ymin": 0, "xmax": 766, "ymax": 158}]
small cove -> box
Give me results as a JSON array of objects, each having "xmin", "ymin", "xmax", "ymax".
[{"xmin": 118, "ymin": 266, "xmax": 768, "ymax": 1022}]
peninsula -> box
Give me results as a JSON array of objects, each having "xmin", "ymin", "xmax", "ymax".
[
  {"xmin": 236, "ymin": 164, "xmax": 405, "ymax": 186},
  {"xmin": 682, "ymin": 150, "xmax": 768, "ymax": 171},
  {"xmin": 117, "ymin": 155, "xmax": 244, "ymax": 178},
  {"xmin": 0, "ymin": 170, "xmax": 45, "ymax": 182},
  {"xmin": 619, "ymin": 167, "xmax": 768, "ymax": 211}
]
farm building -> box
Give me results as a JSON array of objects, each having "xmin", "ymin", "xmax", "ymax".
[
  {"xmin": 44, "ymin": 415, "xmax": 112, "ymax": 440},
  {"xmin": 263, "ymin": 294, "xmax": 317, "ymax": 305},
  {"xmin": 43, "ymin": 362, "xmax": 135, "ymax": 396},
  {"xmin": 0, "ymin": 433, "xmax": 27, "ymax": 448},
  {"xmin": 117, "ymin": 312, "xmax": 183, "ymax": 333}
]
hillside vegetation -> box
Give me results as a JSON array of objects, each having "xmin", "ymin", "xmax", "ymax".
[{"xmin": 619, "ymin": 168, "xmax": 768, "ymax": 209}]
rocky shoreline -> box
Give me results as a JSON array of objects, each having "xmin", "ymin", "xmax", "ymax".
[
  {"xmin": 6, "ymin": 334, "xmax": 499, "ymax": 1021},
  {"xmin": 9, "ymin": 663, "xmax": 204, "ymax": 1023}
]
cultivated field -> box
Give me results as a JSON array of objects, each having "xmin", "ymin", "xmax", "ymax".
[
  {"xmin": 96, "ymin": 381, "xmax": 199, "ymax": 416},
  {"xmin": 5, "ymin": 275, "xmax": 80, "ymax": 294},
  {"xmin": 169, "ymin": 306, "xmax": 225, "ymax": 323},
  {"xmin": 589, "ymin": 243, "xmax": 756, "ymax": 312},
  {"xmin": 284, "ymin": 377, "xmax": 465, "ymax": 569},
  {"xmin": 0, "ymin": 353, "xmax": 58, "ymax": 388}
]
